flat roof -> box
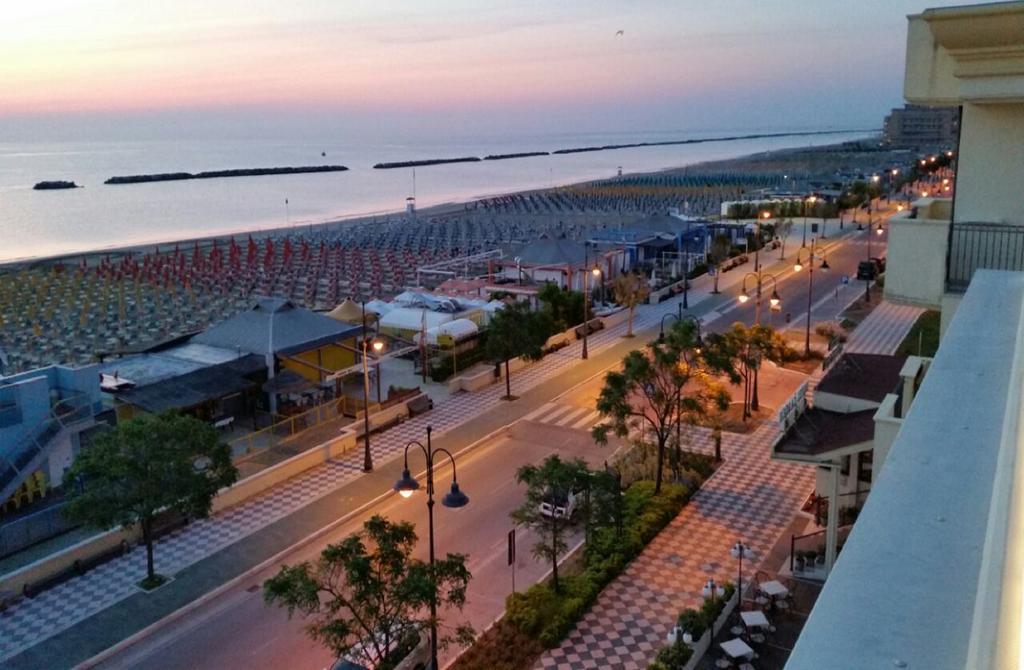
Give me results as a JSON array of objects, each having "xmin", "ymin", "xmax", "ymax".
[
  {"xmin": 774, "ymin": 408, "xmax": 876, "ymax": 459},
  {"xmin": 787, "ymin": 271, "xmax": 1024, "ymax": 669},
  {"xmin": 115, "ymin": 354, "xmax": 265, "ymax": 413},
  {"xmin": 815, "ymin": 353, "xmax": 907, "ymax": 403}
]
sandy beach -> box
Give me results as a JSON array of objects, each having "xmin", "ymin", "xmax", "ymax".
[{"xmin": 0, "ymin": 136, "xmax": 902, "ymax": 374}]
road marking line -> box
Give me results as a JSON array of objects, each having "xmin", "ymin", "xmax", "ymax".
[
  {"xmin": 522, "ymin": 402, "xmax": 557, "ymax": 422},
  {"xmin": 555, "ymin": 406, "xmax": 589, "ymax": 426},
  {"xmin": 572, "ymin": 411, "xmax": 602, "ymax": 430}
]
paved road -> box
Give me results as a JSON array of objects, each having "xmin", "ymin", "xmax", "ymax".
[{"xmin": 97, "ymin": 420, "xmax": 612, "ymax": 670}]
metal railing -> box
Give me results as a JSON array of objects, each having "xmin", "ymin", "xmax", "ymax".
[
  {"xmin": 946, "ymin": 221, "xmax": 1024, "ymax": 292},
  {"xmin": 230, "ymin": 397, "xmax": 354, "ymax": 458},
  {"xmin": 0, "ymin": 394, "xmax": 96, "ymax": 497}
]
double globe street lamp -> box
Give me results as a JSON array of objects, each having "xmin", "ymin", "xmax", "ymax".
[
  {"xmin": 794, "ymin": 240, "xmax": 829, "ymax": 357},
  {"xmin": 393, "ymin": 426, "xmax": 469, "ymax": 670},
  {"xmin": 737, "ymin": 272, "xmax": 781, "ymax": 325}
]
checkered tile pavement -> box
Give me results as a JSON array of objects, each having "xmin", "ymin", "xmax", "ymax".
[
  {"xmin": 535, "ymin": 416, "xmax": 815, "ymax": 670},
  {"xmin": 844, "ymin": 300, "xmax": 923, "ymax": 355}
]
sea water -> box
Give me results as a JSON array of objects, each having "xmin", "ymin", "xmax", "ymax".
[{"xmin": 0, "ymin": 128, "xmax": 869, "ymax": 262}]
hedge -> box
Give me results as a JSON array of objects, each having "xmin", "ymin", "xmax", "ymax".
[{"xmin": 505, "ymin": 481, "xmax": 694, "ymax": 649}]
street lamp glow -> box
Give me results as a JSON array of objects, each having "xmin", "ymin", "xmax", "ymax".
[
  {"xmin": 372, "ymin": 338, "xmax": 384, "ymax": 353},
  {"xmin": 592, "ymin": 266, "xmax": 601, "ymax": 277},
  {"xmin": 806, "ymin": 195, "xmax": 817, "ymax": 203},
  {"xmin": 394, "ymin": 468, "xmax": 420, "ymax": 497},
  {"xmin": 930, "ymin": 156, "xmax": 937, "ymax": 163},
  {"xmin": 761, "ymin": 211, "xmax": 771, "ymax": 219},
  {"xmin": 897, "ymin": 204, "xmax": 905, "ymax": 212},
  {"xmin": 769, "ymin": 291, "xmax": 781, "ymax": 308},
  {"xmin": 793, "ymin": 261, "xmax": 804, "ymax": 272},
  {"xmin": 920, "ymin": 159, "xmax": 927, "ymax": 166},
  {"xmin": 871, "ymin": 175, "xmax": 880, "ymax": 183},
  {"xmin": 946, "ymin": 150, "xmax": 954, "ymax": 158},
  {"xmin": 942, "ymin": 178, "xmax": 950, "ymax": 185},
  {"xmin": 921, "ymin": 191, "xmax": 929, "ymax": 198},
  {"xmin": 876, "ymin": 226, "xmax": 884, "ymax": 236},
  {"xmin": 892, "ymin": 169, "xmax": 899, "ymax": 176},
  {"xmin": 738, "ymin": 290, "xmax": 750, "ymax": 304}
]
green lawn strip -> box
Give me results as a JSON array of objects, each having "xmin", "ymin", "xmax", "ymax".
[{"xmin": 896, "ymin": 310, "xmax": 941, "ymax": 357}]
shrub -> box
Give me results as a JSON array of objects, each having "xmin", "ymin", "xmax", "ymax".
[
  {"xmin": 649, "ymin": 641, "xmax": 693, "ymax": 669},
  {"xmin": 503, "ymin": 480, "xmax": 696, "ymax": 654}
]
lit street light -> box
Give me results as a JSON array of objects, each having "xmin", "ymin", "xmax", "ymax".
[
  {"xmin": 361, "ymin": 301, "xmax": 385, "ymax": 472},
  {"xmin": 794, "ymin": 239, "xmax": 829, "ymax": 356},
  {"xmin": 394, "ymin": 426, "xmax": 469, "ymax": 670},
  {"xmin": 801, "ymin": 196, "xmax": 817, "ymax": 247}
]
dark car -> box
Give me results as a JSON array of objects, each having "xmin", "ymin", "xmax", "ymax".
[{"xmin": 856, "ymin": 257, "xmax": 886, "ymax": 280}]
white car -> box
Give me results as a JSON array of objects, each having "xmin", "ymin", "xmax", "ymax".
[{"xmin": 539, "ymin": 488, "xmax": 580, "ymax": 520}]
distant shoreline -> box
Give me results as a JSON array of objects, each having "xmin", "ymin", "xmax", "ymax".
[{"xmin": 1, "ymin": 131, "xmax": 877, "ymax": 271}]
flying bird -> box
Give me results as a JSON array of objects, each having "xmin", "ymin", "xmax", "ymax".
[{"xmin": 615, "ymin": 30, "xmax": 624, "ymax": 37}]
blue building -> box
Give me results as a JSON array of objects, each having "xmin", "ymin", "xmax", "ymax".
[{"xmin": 0, "ymin": 364, "xmax": 105, "ymax": 509}]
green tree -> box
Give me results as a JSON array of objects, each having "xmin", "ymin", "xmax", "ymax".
[
  {"xmin": 708, "ymin": 235, "xmax": 731, "ymax": 294},
  {"xmin": 264, "ymin": 515, "xmax": 473, "ymax": 669},
  {"xmin": 775, "ymin": 219, "xmax": 794, "ymax": 260},
  {"xmin": 709, "ymin": 323, "xmax": 793, "ymax": 417},
  {"xmin": 611, "ymin": 272, "xmax": 650, "ymax": 337},
  {"xmin": 64, "ymin": 412, "xmax": 237, "ymax": 588},
  {"xmin": 592, "ymin": 320, "xmax": 728, "ymax": 494},
  {"xmin": 486, "ymin": 300, "xmax": 552, "ymax": 400},
  {"xmin": 511, "ymin": 456, "xmax": 590, "ymax": 593},
  {"xmin": 537, "ymin": 283, "xmax": 585, "ymax": 331}
]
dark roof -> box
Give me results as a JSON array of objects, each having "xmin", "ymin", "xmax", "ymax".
[
  {"xmin": 775, "ymin": 408, "xmax": 876, "ymax": 458},
  {"xmin": 816, "ymin": 353, "xmax": 907, "ymax": 403},
  {"xmin": 642, "ymin": 237, "xmax": 677, "ymax": 249},
  {"xmin": 192, "ymin": 297, "xmax": 361, "ymax": 357},
  {"xmin": 513, "ymin": 238, "xmax": 588, "ymax": 266},
  {"xmin": 115, "ymin": 354, "xmax": 265, "ymax": 413}
]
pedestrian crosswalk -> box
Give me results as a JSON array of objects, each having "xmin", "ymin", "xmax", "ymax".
[{"xmin": 523, "ymin": 402, "xmax": 605, "ymax": 431}]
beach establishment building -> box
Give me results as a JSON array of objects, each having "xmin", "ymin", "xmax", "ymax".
[
  {"xmin": 588, "ymin": 214, "xmax": 709, "ymax": 273},
  {"xmin": 105, "ymin": 298, "xmax": 361, "ymax": 422},
  {"xmin": 374, "ymin": 291, "xmax": 499, "ymax": 342},
  {"xmin": 499, "ymin": 238, "xmax": 625, "ymax": 291},
  {"xmin": 0, "ymin": 364, "xmax": 106, "ymax": 511},
  {"xmin": 787, "ymin": 4, "xmax": 1024, "ymax": 668}
]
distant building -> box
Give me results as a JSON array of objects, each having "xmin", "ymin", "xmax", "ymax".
[{"xmin": 882, "ymin": 104, "xmax": 959, "ymax": 149}]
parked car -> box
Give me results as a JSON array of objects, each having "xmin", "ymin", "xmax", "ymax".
[
  {"xmin": 856, "ymin": 257, "xmax": 885, "ymax": 280},
  {"xmin": 539, "ymin": 487, "xmax": 580, "ymax": 520}
]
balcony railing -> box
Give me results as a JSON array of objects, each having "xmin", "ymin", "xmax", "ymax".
[{"xmin": 946, "ymin": 221, "xmax": 1024, "ymax": 292}]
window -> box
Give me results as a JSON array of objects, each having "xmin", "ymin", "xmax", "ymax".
[
  {"xmin": 840, "ymin": 455, "xmax": 851, "ymax": 477},
  {"xmin": 858, "ymin": 450, "xmax": 874, "ymax": 484}
]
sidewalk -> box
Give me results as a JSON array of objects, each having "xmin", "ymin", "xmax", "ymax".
[
  {"xmin": 536, "ymin": 417, "xmax": 815, "ymax": 667},
  {"xmin": 844, "ymin": 300, "xmax": 924, "ymax": 355},
  {"xmin": 0, "ymin": 223, "xmax": 861, "ymax": 668},
  {"xmin": 535, "ymin": 408, "xmax": 815, "ymax": 669}
]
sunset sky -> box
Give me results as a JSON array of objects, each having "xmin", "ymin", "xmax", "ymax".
[{"xmin": 1, "ymin": 0, "xmax": 972, "ymax": 140}]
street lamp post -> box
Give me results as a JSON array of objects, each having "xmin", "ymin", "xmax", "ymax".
[
  {"xmin": 394, "ymin": 426, "xmax": 469, "ymax": 670},
  {"xmin": 361, "ymin": 301, "xmax": 384, "ymax": 472},
  {"xmin": 865, "ymin": 203, "xmax": 873, "ymax": 304},
  {"xmin": 794, "ymin": 239, "xmax": 830, "ymax": 357},
  {"xmin": 730, "ymin": 541, "xmax": 753, "ymax": 604},
  {"xmin": 581, "ymin": 250, "xmax": 601, "ymax": 361},
  {"xmin": 801, "ymin": 195, "xmax": 816, "ymax": 247},
  {"xmin": 738, "ymin": 271, "xmax": 782, "ymax": 326}
]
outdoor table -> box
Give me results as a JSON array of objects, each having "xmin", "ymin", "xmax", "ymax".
[
  {"xmin": 720, "ymin": 637, "xmax": 755, "ymax": 660},
  {"xmin": 759, "ymin": 580, "xmax": 789, "ymax": 598},
  {"xmin": 740, "ymin": 610, "xmax": 770, "ymax": 629}
]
